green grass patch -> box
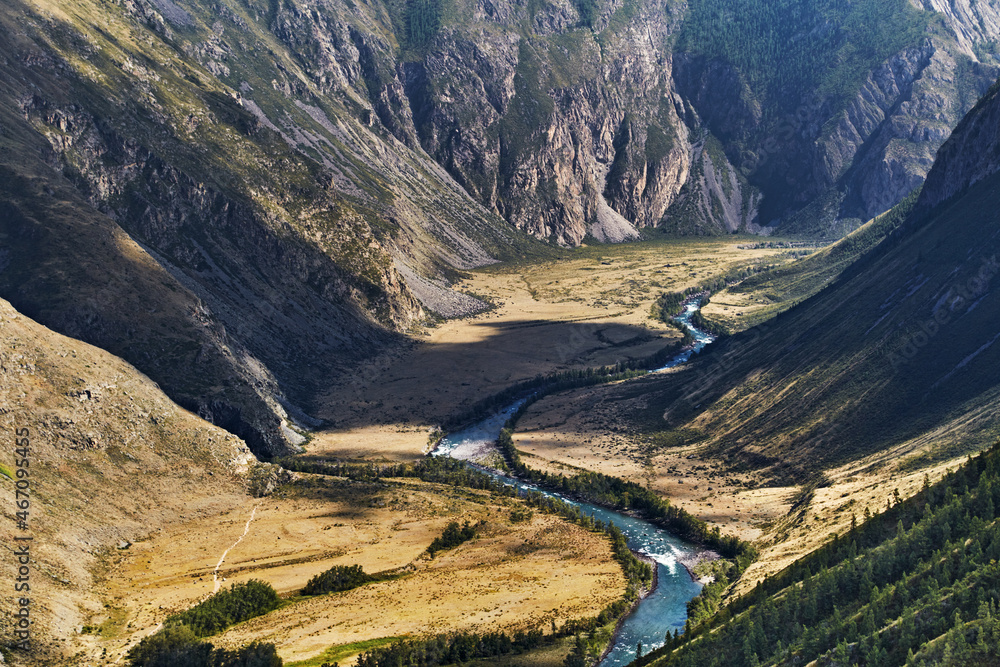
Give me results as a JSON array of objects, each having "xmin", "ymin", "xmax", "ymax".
[
  {"xmin": 0, "ymin": 463, "xmax": 14, "ymax": 480},
  {"xmin": 286, "ymin": 636, "xmax": 408, "ymax": 667}
]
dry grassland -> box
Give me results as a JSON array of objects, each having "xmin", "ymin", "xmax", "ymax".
[
  {"xmin": 309, "ymin": 238, "xmax": 799, "ymax": 460},
  {"xmin": 100, "ymin": 477, "xmax": 624, "ymax": 666},
  {"xmin": 509, "ymin": 379, "xmax": 978, "ymax": 597}
]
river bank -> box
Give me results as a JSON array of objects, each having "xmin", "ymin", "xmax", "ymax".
[
  {"xmin": 598, "ymin": 553, "xmax": 659, "ymax": 666},
  {"xmin": 427, "ymin": 295, "xmax": 733, "ymax": 665}
]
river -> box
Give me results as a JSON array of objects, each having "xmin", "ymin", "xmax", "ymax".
[{"xmin": 433, "ymin": 298, "xmax": 717, "ymax": 666}]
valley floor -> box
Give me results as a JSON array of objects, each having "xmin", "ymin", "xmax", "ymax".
[
  {"xmin": 85, "ymin": 234, "xmax": 951, "ymax": 666},
  {"xmin": 308, "ymin": 237, "xmax": 799, "ymax": 459},
  {"xmin": 98, "ymin": 478, "xmax": 623, "ymax": 666}
]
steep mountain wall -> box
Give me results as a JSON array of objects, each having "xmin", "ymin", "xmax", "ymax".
[
  {"xmin": 675, "ymin": 0, "xmax": 1000, "ymax": 235},
  {"xmin": 0, "ymin": 0, "xmax": 532, "ymax": 455},
  {"xmin": 918, "ymin": 80, "xmax": 1000, "ymax": 209},
  {"xmin": 629, "ymin": 84, "xmax": 1000, "ymax": 476}
]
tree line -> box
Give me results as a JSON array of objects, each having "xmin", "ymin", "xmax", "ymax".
[
  {"xmin": 302, "ymin": 564, "xmax": 375, "ymax": 596},
  {"xmin": 440, "ymin": 341, "xmax": 686, "ymax": 431},
  {"xmin": 128, "ymin": 626, "xmax": 281, "ymax": 667},
  {"xmin": 495, "ymin": 427, "xmax": 754, "ymax": 562}
]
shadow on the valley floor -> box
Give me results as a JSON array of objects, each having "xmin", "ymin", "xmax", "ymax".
[{"xmin": 306, "ymin": 318, "xmax": 675, "ymax": 431}]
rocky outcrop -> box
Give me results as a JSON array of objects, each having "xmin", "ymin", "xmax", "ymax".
[
  {"xmin": 266, "ymin": 0, "xmax": 759, "ymax": 243},
  {"xmin": 918, "ymin": 81, "xmax": 1000, "ymax": 209},
  {"xmin": 674, "ymin": 5, "xmax": 1000, "ymax": 235},
  {"xmin": 833, "ymin": 33, "xmax": 998, "ymax": 223},
  {"xmin": 911, "ymin": 0, "xmax": 1000, "ymax": 56},
  {"xmin": 306, "ymin": 0, "xmax": 1000, "ymax": 241}
]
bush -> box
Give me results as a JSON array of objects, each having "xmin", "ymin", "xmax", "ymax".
[
  {"xmin": 302, "ymin": 564, "xmax": 373, "ymax": 596},
  {"xmin": 428, "ymin": 520, "xmax": 480, "ymax": 557},
  {"xmin": 128, "ymin": 625, "xmax": 282, "ymax": 667},
  {"xmin": 166, "ymin": 580, "xmax": 281, "ymax": 638}
]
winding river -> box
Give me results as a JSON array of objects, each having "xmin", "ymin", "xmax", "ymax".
[{"xmin": 433, "ymin": 299, "xmax": 717, "ymax": 666}]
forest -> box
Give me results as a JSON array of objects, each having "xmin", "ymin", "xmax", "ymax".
[
  {"xmin": 635, "ymin": 442, "xmax": 1000, "ymax": 666},
  {"xmin": 677, "ymin": 0, "xmax": 929, "ymax": 124},
  {"xmin": 127, "ymin": 627, "xmax": 281, "ymax": 667}
]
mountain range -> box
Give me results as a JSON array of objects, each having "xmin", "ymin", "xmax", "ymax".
[{"xmin": 4, "ymin": 0, "xmax": 1000, "ymax": 664}]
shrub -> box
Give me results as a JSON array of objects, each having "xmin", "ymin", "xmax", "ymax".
[
  {"xmin": 166, "ymin": 580, "xmax": 281, "ymax": 638},
  {"xmin": 302, "ymin": 564, "xmax": 373, "ymax": 596}
]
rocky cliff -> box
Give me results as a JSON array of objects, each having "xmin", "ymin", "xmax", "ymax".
[
  {"xmin": 0, "ymin": 0, "xmax": 532, "ymax": 455},
  {"xmin": 675, "ymin": 0, "xmax": 1000, "ymax": 236},
  {"xmin": 304, "ymin": 0, "xmax": 1000, "ymax": 239},
  {"xmin": 918, "ymin": 79, "xmax": 1000, "ymax": 209}
]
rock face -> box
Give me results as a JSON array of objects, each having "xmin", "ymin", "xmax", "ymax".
[
  {"xmin": 267, "ymin": 0, "xmax": 757, "ymax": 241},
  {"xmin": 0, "ymin": 0, "xmax": 523, "ymax": 455},
  {"xmin": 300, "ymin": 0, "xmax": 1000, "ymax": 239},
  {"xmin": 918, "ymin": 81, "xmax": 1000, "ymax": 210},
  {"xmin": 675, "ymin": 7, "xmax": 1000, "ymax": 235}
]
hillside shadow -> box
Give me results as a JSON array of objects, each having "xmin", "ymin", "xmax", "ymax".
[{"xmin": 309, "ymin": 318, "xmax": 678, "ymax": 431}]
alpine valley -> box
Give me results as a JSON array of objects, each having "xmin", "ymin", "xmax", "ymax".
[{"xmin": 2, "ymin": 0, "xmax": 1000, "ymax": 666}]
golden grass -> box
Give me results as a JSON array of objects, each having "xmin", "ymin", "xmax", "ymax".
[
  {"xmin": 311, "ymin": 237, "xmax": 801, "ymax": 458},
  {"xmin": 102, "ymin": 478, "xmax": 625, "ymax": 666}
]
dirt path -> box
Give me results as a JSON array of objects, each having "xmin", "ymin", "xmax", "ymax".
[{"xmin": 213, "ymin": 503, "xmax": 260, "ymax": 594}]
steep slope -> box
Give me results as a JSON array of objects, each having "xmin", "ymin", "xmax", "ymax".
[
  {"xmin": 641, "ymin": 442, "xmax": 1000, "ymax": 667},
  {"xmin": 321, "ymin": 0, "xmax": 1000, "ymax": 240},
  {"xmin": 0, "ymin": 297, "xmax": 255, "ymax": 664},
  {"xmin": 918, "ymin": 79, "xmax": 1000, "ymax": 209},
  {"xmin": 0, "ymin": 0, "xmax": 536, "ymax": 455},
  {"xmin": 631, "ymin": 78, "xmax": 1000, "ymax": 477},
  {"xmin": 675, "ymin": 0, "xmax": 1000, "ymax": 235},
  {"xmin": 280, "ymin": 0, "xmax": 769, "ymax": 241}
]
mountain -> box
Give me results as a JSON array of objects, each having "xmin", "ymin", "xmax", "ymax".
[
  {"xmin": 675, "ymin": 0, "xmax": 1000, "ymax": 234},
  {"xmin": 326, "ymin": 0, "xmax": 1000, "ymax": 239},
  {"xmin": 3, "ymin": 0, "xmax": 1000, "ymax": 455},
  {"xmin": 0, "ymin": 297, "xmax": 255, "ymax": 662},
  {"xmin": 0, "ymin": 0, "xmax": 539, "ymax": 457},
  {"xmin": 633, "ymin": 71, "xmax": 1000, "ymax": 479}
]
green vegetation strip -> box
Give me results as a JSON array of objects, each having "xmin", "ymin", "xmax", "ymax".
[
  {"xmin": 128, "ymin": 580, "xmax": 283, "ymax": 666},
  {"xmin": 166, "ymin": 579, "xmax": 281, "ymax": 638},
  {"xmin": 441, "ymin": 341, "xmax": 686, "ymax": 432},
  {"xmin": 302, "ymin": 564, "xmax": 380, "ymax": 596},
  {"xmin": 285, "ymin": 637, "xmax": 406, "ymax": 667},
  {"xmin": 427, "ymin": 520, "xmax": 481, "ymax": 558},
  {"xmin": 495, "ymin": 408, "xmax": 754, "ymax": 562}
]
